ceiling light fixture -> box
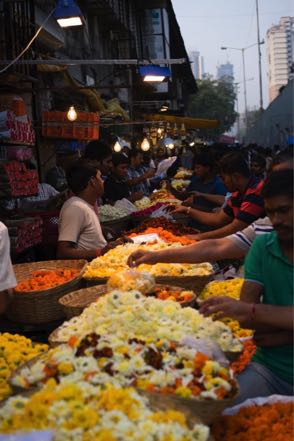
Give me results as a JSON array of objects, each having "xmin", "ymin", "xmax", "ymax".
[
  {"xmin": 113, "ymin": 141, "xmax": 122, "ymax": 152},
  {"xmin": 55, "ymin": 0, "xmax": 83, "ymax": 28},
  {"xmin": 139, "ymin": 66, "xmax": 171, "ymax": 82}
]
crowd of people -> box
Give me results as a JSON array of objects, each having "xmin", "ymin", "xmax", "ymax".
[{"xmin": 0, "ymin": 138, "xmax": 293, "ymax": 409}]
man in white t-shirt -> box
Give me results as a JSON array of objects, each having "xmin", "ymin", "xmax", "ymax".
[
  {"xmin": 57, "ymin": 161, "xmax": 107, "ymax": 260},
  {"xmin": 0, "ymin": 222, "xmax": 16, "ymax": 314}
]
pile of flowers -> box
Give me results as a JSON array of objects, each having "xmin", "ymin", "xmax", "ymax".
[
  {"xmin": 127, "ymin": 217, "xmax": 198, "ymax": 236},
  {"xmin": 99, "ymin": 204, "xmax": 129, "ymax": 222},
  {"xmin": 131, "ymin": 202, "xmax": 166, "ymax": 218},
  {"xmin": 230, "ymin": 339, "xmax": 256, "ymax": 374},
  {"xmin": 200, "ymin": 278, "xmax": 244, "ymax": 300},
  {"xmin": 174, "ymin": 169, "xmax": 193, "ymax": 179},
  {"xmin": 171, "ymin": 179, "xmax": 191, "ymax": 190},
  {"xmin": 0, "ymin": 332, "xmax": 48, "ymax": 400},
  {"xmin": 212, "ymin": 402, "xmax": 293, "ymax": 441},
  {"xmin": 129, "ymin": 227, "xmax": 195, "ymax": 245},
  {"xmin": 0, "ymin": 379, "xmax": 210, "ymax": 441},
  {"xmin": 154, "ymin": 286, "xmax": 195, "ymax": 303},
  {"xmin": 84, "ymin": 243, "xmax": 213, "ymax": 279},
  {"xmin": 15, "ymin": 269, "xmax": 80, "ymax": 292},
  {"xmin": 50, "ymin": 291, "xmax": 242, "ymax": 353},
  {"xmin": 135, "ymin": 196, "xmax": 152, "ymax": 210},
  {"xmin": 200, "ymin": 279, "xmax": 253, "ymax": 339},
  {"xmin": 12, "ymin": 333, "xmax": 237, "ymax": 402}
]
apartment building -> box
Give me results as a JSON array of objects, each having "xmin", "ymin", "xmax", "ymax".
[{"xmin": 267, "ymin": 16, "xmax": 294, "ymax": 102}]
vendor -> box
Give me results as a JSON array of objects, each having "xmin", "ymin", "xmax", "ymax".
[
  {"xmin": 57, "ymin": 160, "xmax": 107, "ymax": 260},
  {"xmin": 104, "ymin": 153, "xmax": 144, "ymax": 203},
  {"xmin": 83, "ymin": 140, "xmax": 113, "ymax": 178},
  {"xmin": 171, "ymin": 152, "xmax": 265, "ymax": 240},
  {"xmin": 0, "ymin": 221, "xmax": 16, "ymax": 314},
  {"xmin": 200, "ymin": 169, "xmax": 293, "ymax": 403}
]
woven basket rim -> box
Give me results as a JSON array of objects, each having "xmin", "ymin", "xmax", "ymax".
[
  {"xmin": 59, "ymin": 285, "xmax": 107, "ymax": 307},
  {"xmin": 13, "ymin": 259, "xmax": 87, "ymax": 296}
]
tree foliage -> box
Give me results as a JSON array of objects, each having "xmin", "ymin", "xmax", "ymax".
[{"xmin": 187, "ymin": 78, "xmax": 237, "ymax": 137}]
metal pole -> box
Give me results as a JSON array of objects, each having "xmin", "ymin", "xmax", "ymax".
[
  {"xmin": 242, "ymin": 49, "xmax": 248, "ymax": 131},
  {"xmin": 255, "ymin": 0, "xmax": 263, "ymax": 110},
  {"xmin": 0, "ymin": 58, "xmax": 186, "ymax": 66}
]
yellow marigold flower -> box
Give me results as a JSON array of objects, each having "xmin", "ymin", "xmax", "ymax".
[
  {"xmin": 58, "ymin": 362, "xmax": 74, "ymax": 375},
  {"xmin": 150, "ymin": 410, "xmax": 186, "ymax": 426},
  {"xmin": 175, "ymin": 386, "xmax": 193, "ymax": 399}
]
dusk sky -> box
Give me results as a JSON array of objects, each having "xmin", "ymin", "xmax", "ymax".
[{"xmin": 171, "ymin": 0, "xmax": 294, "ymax": 113}]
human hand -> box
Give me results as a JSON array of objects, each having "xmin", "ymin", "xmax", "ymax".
[
  {"xmin": 127, "ymin": 250, "xmax": 157, "ymax": 267},
  {"xmin": 169, "ymin": 205, "xmax": 190, "ymax": 215},
  {"xmin": 183, "ymin": 196, "xmax": 194, "ymax": 205},
  {"xmin": 144, "ymin": 169, "xmax": 155, "ymax": 179},
  {"xmin": 198, "ymin": 296, "xmax": 251, "ymax": 326},
  {"xmin": 131, "ymin": 191, "xmax": 144, "ymax": 202}
]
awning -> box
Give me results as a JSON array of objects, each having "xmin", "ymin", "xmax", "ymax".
[{"xmin": 143, "ymin": 114, "xmax": 219, "ymax": 129}]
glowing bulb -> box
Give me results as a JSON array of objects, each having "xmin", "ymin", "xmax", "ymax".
[
  {"xmin": 67, "ymin": 106, "xmax": 77, "ymax": 121},
  {"xmin": 189, "ymin": 141, "xmax": 195, "ymax": 147},
  {"xmin": 167, "ymin": 143, "xmax": 175, "ymax": 149},
  {"xmin": 157, "ymin": 127, "xmax": 163, "ymax": 135},
  {"xmin": 141, "ymin": 137, "xmax": 150, "ymax": 151},
  {"xmin": 113, "ymin": 141, "xmax": 122, "ymax": 152}
]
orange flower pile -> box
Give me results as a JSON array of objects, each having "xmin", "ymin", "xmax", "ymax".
[
  {"xmin": 212, "ymin": 402, "xmax": 293, "ymax": 441},
  {"xmin": 154, "ymin": 286, "xmax": 194, "ymax": 303},
  {"xmin": 129, "ymin": 227, "xmax": 195, "ymax": 245},
  {"xmin": 230, "ymin": 339, "xmax": 256, "ymax": 374},
  {"xmin": 15, "ymin": 269, "xmax": 80, "ymax": 292}
]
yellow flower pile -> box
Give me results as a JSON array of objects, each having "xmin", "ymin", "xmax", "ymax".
[
  {"xmin": 85, "ymin": 243, "xmax": 213, "ymax": 279},
  {"xmin": 0, "ymin": 379, "xmax": 210, "ymax": 440},
  {"xmin": 200, "ymin": 278, "xmax": 244, "ymax": 300},
  {"xmin": 0, "ymin": 333, "xmax": 48, "ymax": 401},
  {"xmin": 200, "ymin": 279, "xmax": 252, "ymax": 338}
]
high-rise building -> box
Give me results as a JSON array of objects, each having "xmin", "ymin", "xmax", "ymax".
[
  {"xmin": 267, "ymin": 16, "xmax": 294, "ymax": 102},
  {"xmin": 216, "ymin": 62, "xmax": 234, "ymax": 83},
  {"xmin": 190, "ymin": 51, "xmax": 205, "ymax": 80}
]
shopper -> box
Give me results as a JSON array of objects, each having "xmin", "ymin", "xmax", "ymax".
[
  {"xmin": 250, "ymin": 154, "xmax": 266, "ymax": 179},
  {"xmin": 57, "ymin": 161, "xmax": 107, "ymax": 260},
  {"xmin": 170, "ymin": 152, "xmax": 265, "ymax": 240},
  {"xmin": 127, "ymin": 149, "xmax": 154, "ymax": 196},
  {"xmin": 104, "ymin": 153, "xmax": 143, "ymax": 203},
  {"xmin": 200, "ymin": 169, "xmax": 293, "ymax": 403},
  {"xmin": 83, "ymin": 140, "xmax": 113, "ymax": 177}
]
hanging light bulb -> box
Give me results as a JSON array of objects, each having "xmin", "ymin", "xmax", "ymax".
[
  {"xmin": 113, "ymin": 141, "xmax": 122, "ymax": 152},
  {"xmin": 141, "ymin": 137, "xmax": 150, "ymax": 151},
  {"xmin": 157, "ymin": 127, "xmax": 163, "ymax": 135},
  {"xmin": 167, "ymin": 142, "xmax": 175, "ymax": 149},
  {"xmin": 67, "ymin": 105, "xmax": 77, "ymax": 121}
]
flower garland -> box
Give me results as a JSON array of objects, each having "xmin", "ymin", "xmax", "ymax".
[{"xmin": 230, "ymin": 339, "xmax": 257, "ymax": 375}]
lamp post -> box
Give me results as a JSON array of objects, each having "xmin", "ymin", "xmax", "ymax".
[
  {"xmin": 221, "ymin": 42, "xmax": 263, "ymax": 131},
  {"xmin": 255, "ymin": 0, "xmax": 263, "ymax": 110},
  {"xmin": 234, "ymin": 78, "xmax": 254, "ymax": 137}
]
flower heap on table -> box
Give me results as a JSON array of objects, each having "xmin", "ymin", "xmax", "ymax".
[
  {"xmin": 200, "ymin": 279, "xmax": 252, "ymax": 339},
  {"xmin": 212, "ymin": 402, "xmax": 293, "ymax": 441},
  {"xmin": 0, "ymin": 333, "xmax": 48, "ymax": 400},
  {"xmin": 84, "ymin": 243, "xmax": 213, "ymax": 279},
  {"xmin": 0, "ymin": 380, "xmax": 210, "ymax": 441},
  {"xmin": 129, "ymin": 227, "xmax": 195, "ymax": 245},
  {"xmin": 98, "ymin": 204, "xmax": 129, "ymax": 222},
  {"xmin": 15, "ymin": 269, "xmax": 80, "ymax": 292},
  {"xmin": 12, "ymin": 332, "xmax": 238, "ymax": 402},
  {"xmin": 50, "ymin": 291, "xmax": 242, "ymax": 353}
]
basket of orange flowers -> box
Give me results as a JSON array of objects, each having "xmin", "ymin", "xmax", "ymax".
[{"xmin": 7, "ymin": 260, "xmax": 87, "ymax": 324}]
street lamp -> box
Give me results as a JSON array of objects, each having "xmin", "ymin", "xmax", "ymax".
[{"xmin": 221, "ymin": 41, "xmax": 264, "ymax": 131}]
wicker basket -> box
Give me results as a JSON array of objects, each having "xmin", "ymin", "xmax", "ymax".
[
  {"xmin": 59, "ymin": 284, "xmax": 196, "ymax": 320},
  {"xmin": 139, "ymin": 386, "xmax": 239, "ymax": 425},
  {"xmin": 6, "ymin": 260, "xmax": 87, "ymax": 324},
  {"xmin": 59, "ymin": 285, "xmax": 108, "ymax": 319},
  {"xmin": 155, "ymin": 274, "xmax": 213, "ymax": 293}
]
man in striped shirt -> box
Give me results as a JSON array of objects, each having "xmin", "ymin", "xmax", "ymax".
[{"xmin": 171, "ymin": 152, "xmax": 265, "ymax": 240}]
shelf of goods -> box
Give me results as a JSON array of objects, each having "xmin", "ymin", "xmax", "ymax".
[
  {"xmin": 4, "ymin": 216, "xmax": 43, "ymax": 255},
  {"xmin": 0, "ymin": 160, "xmax": 38, "ymax": 197}
]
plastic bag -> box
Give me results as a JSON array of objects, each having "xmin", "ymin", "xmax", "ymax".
[
  {"xmin": 0, "ymin": 431, "xmax": 53, "ymax": 441},
  {"xmin": 114, "ymin": 198, "xmax": 137, "ymax": 214},
  {"xmin": 223, "ymin": 394, "xmax": 294, "ymax": 416},
  {"xmin": 180, "ymin": 336, "xmax": 229, "ymax": 367}
]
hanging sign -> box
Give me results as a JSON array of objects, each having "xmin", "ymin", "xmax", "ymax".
[{"xmin": 0, "ymin": 96, "xmax": 35, "ymax": 145}]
